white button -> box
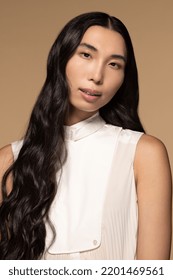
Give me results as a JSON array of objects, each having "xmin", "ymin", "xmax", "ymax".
[{"xmin": 93, "ymin": 240, "xmax": 98, "ymax": 246}]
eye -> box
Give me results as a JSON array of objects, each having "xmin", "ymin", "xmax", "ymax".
[
  {"xmin": 109, "ymin": 62, "xmax": 120, "ymax": 69},
  {"xmin": 80, "ymin": 52, "xmax": 91, "ymax": 59}
]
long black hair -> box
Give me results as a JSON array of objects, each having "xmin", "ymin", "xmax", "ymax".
[{"xmin": 0, "ymin": 12, "xmax": 145, "ymax": 259}]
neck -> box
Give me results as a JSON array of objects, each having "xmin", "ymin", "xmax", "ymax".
[{"xmin": 65, "ymin": 109, "xmax": 99, "ymax": 126}]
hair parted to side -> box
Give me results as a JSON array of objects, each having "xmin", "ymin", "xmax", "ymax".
[{"xmin": 0, "ymin": 12, "xmax": 145, "ymax": 260}]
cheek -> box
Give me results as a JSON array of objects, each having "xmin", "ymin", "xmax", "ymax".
[
  {"xmin": 107, "ymin": 74, "xmax": 124, "ymax": 96},
  {"xmin": 66, "ymin": 64, "xmax": 82, "ymax": 88}
]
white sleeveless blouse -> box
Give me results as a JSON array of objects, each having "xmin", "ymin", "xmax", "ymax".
[{"xmin": 11, "ymin": 113, "xmax": 143, "ymax": 260}]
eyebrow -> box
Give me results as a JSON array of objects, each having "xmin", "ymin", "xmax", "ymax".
[{"xmin": 79, "ymin": 42, "xmax": 127, "ymax": 63}]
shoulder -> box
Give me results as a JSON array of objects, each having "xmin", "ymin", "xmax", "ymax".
[
  {"xmin": 0, "ymin": 145, "xmax": 14, "ymax": 200},
  {"xmin": 106, "ymin": 125, "xmax": 143, "ymax": 143},
  {"xmin": 135, "ymin": 134, "xmax": 170, "ymax": 168},
  {"xmin": 119, "ymin": 128, "xmax": 143, "ymax": 142},
  {"xmin": 134, "ymin": 134, "xmax": 172, "ymax": 188},
  {"xmin": 0, "ymin": 144, "xmax": 14, "ymax": 171},
  {"xmin": 137, "ymin": 133, "xmax": 168, "ymax": 153},
  {"xmin": 134, "ymin": 134, "xmax": 172, "ymax": 259}
]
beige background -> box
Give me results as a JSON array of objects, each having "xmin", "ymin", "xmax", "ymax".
[{"xmin": 0, "ymin": 0, "xmax": 173, "ymax": 258}]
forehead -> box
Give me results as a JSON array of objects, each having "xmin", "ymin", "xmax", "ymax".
[{"xmin": 80, "ymin": 25, "xmax": 126, "ymax": 56}]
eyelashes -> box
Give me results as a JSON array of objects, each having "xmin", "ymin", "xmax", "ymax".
[
  {"xmin": 80, "ymin": 52, "xmax": 91, "ymax": 59},
  {"xmin": 109, "ymin": 62, "xmax": 122, "ymax": 69},
  {"xmin": 78, "ymin": 51, "xmax": 124, "ymax": 70}
]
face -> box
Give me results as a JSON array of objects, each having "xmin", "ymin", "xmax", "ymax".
[{"xmin": 65, "ymin": 25, "xmax": 127, "ymax": 125}]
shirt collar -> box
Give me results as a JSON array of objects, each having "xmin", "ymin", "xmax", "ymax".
[{"xmin": 64, "ymin": 113, "xmax": 106, "ymax": 141}]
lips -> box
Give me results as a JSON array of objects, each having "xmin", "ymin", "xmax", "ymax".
[{"xmin": 79, "ymin": 88, "xmax": 102, "ymax": 97}]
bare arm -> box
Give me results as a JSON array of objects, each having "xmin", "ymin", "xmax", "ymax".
[
  {"xmin": 134, "ymin": 134, "xmax": 172, "ymax": 259},
  {"xmin": 0, "ymin": 145, "xmax": 14, "ymax": 203}
]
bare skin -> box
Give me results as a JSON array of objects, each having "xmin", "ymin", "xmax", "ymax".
[
  {"xmin": 0, "ymin": 145, "xmax": 13, "ymax": 202},
  {"xmin": 134, "ymin": 134, "xmax": 172, "ymax": 259}
]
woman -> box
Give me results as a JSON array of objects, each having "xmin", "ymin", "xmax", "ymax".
[{"xmin": 0, "ymin": 12, "xmax": 172, "ymax": 260}]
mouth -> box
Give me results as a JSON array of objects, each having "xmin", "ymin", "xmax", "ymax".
[{"xmin": 79, "ymin": 88, "xmax": 102, "ymax": 97}]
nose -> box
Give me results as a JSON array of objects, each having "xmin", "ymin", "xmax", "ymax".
[{"xmin": 88, "ymin": 62, "xmax": 104, "ymax": 85}]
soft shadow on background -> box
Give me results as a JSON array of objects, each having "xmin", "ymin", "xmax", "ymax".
[{"xmin": 0, "ymin": 0, "xmax": 173, "ymax": 259}]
